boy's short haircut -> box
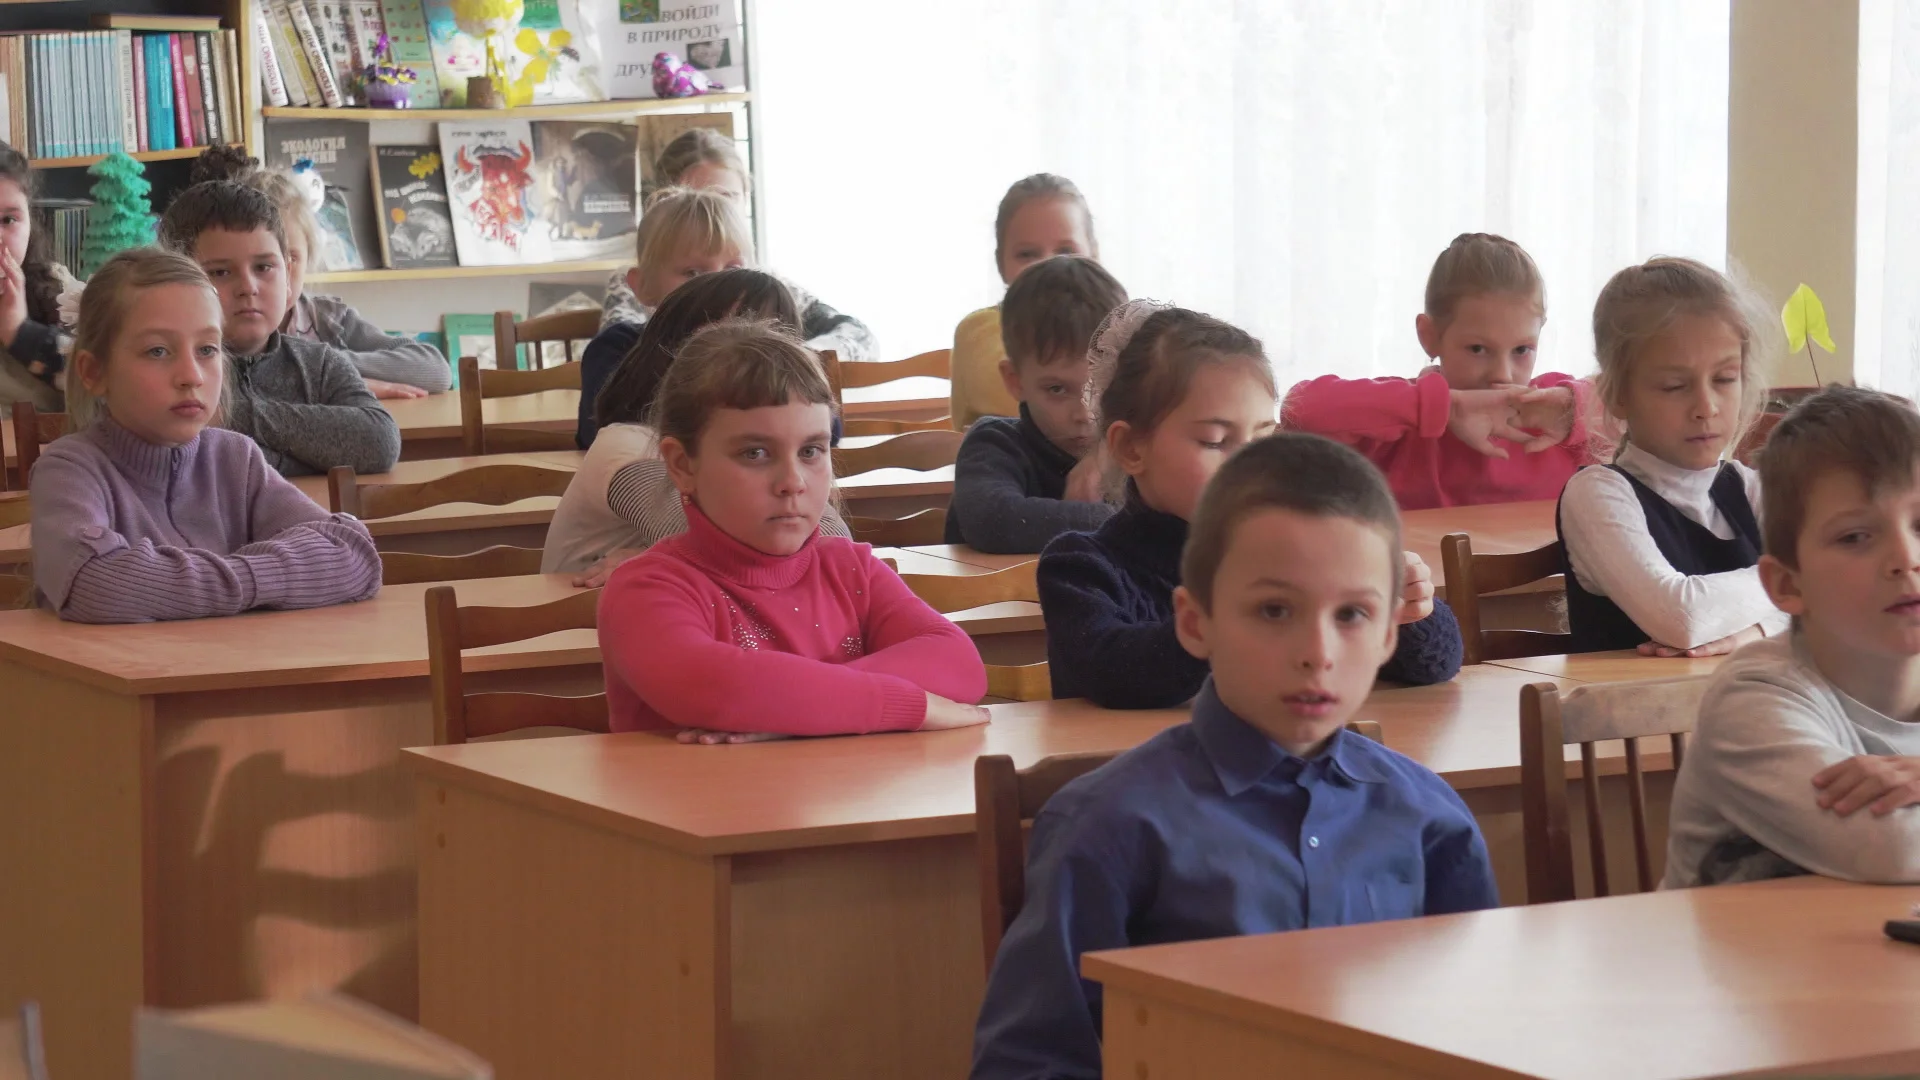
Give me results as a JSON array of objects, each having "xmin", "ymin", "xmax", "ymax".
[
  {"xmin": 1182, "ymin": 432, "xmax": 1403, "ymax": 612},
  {"xmin": 1000, "ymin": 255, "xmax": 1126, "ymax": 369},
  {"xmin": 1759, "ymin": 385, "xmax": 1920, "ymax": 569},
  {"xmin": 157, "ymin": 180, "xmax": 288, "ymax": 255}
]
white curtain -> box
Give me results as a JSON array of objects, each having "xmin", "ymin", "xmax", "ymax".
[
  {"xmin": 1856, "ymin": 0, "xmax": 1920, "ymax": 396},
  {"xmin": 751, "ymin": 1, "xmax": 1729, "ymax": 388}
]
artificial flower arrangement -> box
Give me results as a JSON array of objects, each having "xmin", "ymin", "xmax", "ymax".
[{"xmin": 363, "ymin": 34, "xmax": 420, "ymax": 108}]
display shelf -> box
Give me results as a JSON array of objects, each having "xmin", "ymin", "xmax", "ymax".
[
  {"xmin": 28, "ymin": 145, "xmax": 225, "ymax": 169},
  {"xmin": 262, "ymin": 92, "xmax": 751, "ymax": 123},
  {"xmin": 307, "ymin": 258, "xmax": 624, "ymax": 284}
]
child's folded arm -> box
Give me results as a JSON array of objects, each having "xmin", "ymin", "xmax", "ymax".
[
  {"xmin": 952, "ymin": 426, "xmax": 1112, "ymax": 554},
  {"xmin": 838, "ymin": 552, "xmax": 987, "ymax": 705},
  {"xmin": 1421, "ymin": 788, "xmax": 1502, "ymax": 913},
  {"xmin": 1694, "ymin": 672, "xmax": 1920, "ymax": 884},
  {"xmin": 230, "ymin": 349, "xmax": 401, "ymax": 475},
  {"xmin": 1283, "ymin": 372, "xmax": 1450, "ymax": 443},
  {"xmin": 309, "ymin": 296, "xmax": 453, "ymax": 392},
  {"xmin": 601, "ymin": 567, "xmax": 929, "ymax": 736},
  {"xmin": 1562, "ymin": 467, "xmax": 1779, "ymax": 648},
  {"xmin": 1038, "ymin": 543, "xmax": 1207, "ymax": 709}
]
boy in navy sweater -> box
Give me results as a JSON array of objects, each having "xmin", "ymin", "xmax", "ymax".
[
  {"xmin": 944, "ymin": 256, "xmax": 1125, "ymax": 552},
  {"xmin": 971, "ymin": 433, "xmax": 1499, "ymax": 1080}
]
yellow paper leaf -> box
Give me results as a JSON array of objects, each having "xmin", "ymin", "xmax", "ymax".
[
  {"xmin": 515, "ymin": 27, "xmax": 541, "ymax": 52},
  {"xmin": 1782, "ymin": 283, "xmax": 1838, "ymax": 354}
]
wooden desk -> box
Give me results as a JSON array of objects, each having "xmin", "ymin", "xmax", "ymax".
[
  {"xmin": 900, "ymin": 544, "xmax": 1039, "ymax": 572},
  {"xmin": 289, "ymin": 450, "xmax": 585, "ymax": 556},
  {"xmin": 0, "ymin": 574, "xmax": 601, "ymax": 1080},
  {"xmin": 381, "ymin": 391, "xmax": 581, "ymax": 461},
  {"xmin": 402, "ymin": 663, "xmax": 1629, "ymax": 1080},
  {"xmin": 1487, "ymin": 649, "xmax": 1726, "ymax": 684},
  {"xmin": 1086, "ymin": 876, "xmax": 1920, "ymax": 1080}
]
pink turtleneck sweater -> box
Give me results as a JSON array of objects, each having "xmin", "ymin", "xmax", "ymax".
[{"xmin": 599, "ymin": 502, "xmax": 987, "ymax": 735}]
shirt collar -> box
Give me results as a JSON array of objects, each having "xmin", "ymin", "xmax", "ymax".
[
  {"xmin": 90, "ymin": 411, "xmax": 199, "ymax": 491},
  {"xmin": 677, "ymin": 497, "xmax": 821, "ymax": 590},
  {"xmin": 1617, "ymin": 441, "xmax": 1720, "ymax": 507},
  {"xmin": 1190, "ymin": 678, "xmax": 1393, "ymax": 795}
]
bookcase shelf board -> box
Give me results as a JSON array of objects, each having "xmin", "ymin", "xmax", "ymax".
[
  {"xmin": 307, "ymin": 257, "xmax": 624, "ymax": 284},
  {"xmin": 263, "ymin": 92, "xmax": 751, "ymax": 123},
  {"xmin": 30, "ymin": 145, "xmax": 232, "ymax": 169}
]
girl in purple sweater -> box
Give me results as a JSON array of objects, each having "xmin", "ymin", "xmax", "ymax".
[{"xmin": 30, "ymin": 248, "xmax": 382, "ymax": 623}]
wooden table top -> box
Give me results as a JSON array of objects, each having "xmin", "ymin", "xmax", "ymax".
[
  {"xmin": 403, "ymin": 663, "xmax": 1569, "ymax": 857},
  {"xmin": 0, "ymin": 574, "xmax": 596, "ymax": 695},
  {"xmin": 1486, "ymin": 649, "xmax": 1726, "ymax": 684},
  {"xmin": 380, "ymin": 390, "xmax": 581, "ymax": 441},
  {"xmin": 1083, "ymin": 875, "xmax": 1920, "ymax": 1080},
  {"xmin": 901, "ymin": 545, "xmax": 1039, "ymax": 571}
]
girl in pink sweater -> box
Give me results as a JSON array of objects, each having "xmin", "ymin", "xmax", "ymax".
[
  {"xmin": 1285, "ymin": 233, "xmax": 1595, "ymax": 509},
  {"xmin": 598, "ymin": 319, "xmax": 989, "ymax": 742}
]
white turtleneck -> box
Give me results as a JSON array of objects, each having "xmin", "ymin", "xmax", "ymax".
[{"xmin": 1560, "ymin": 442, "xmax": 1791, "ymax": 650}]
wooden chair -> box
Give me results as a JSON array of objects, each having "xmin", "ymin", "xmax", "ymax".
[
  {"xmin": 820, "ymin": 348, "xmax": 955, "ymax": 436},
  {"xmin": 8, "ymin": 403, "xmax": 67, "ymax": 490},
  {"xmin": 457, "ymin": 355, "xmax": 583, "ymax": 455},
  {"xmin": 380, "ymin": 546, "xmax": 545, "ymax": 585},
  {"xmin": 973, "ymin": 719, "xmax": 1385, "ymax": 969},
  {"xmin": 846, "ymin": 509, "xmax": 947, "ymax": 547},
  {"xmin": 328, "ymin": 462, "xmax": 575, "ymax": 520},
  {"xmin": 424, "ymin": 584, "xmax": 608, "ymax": 745},
  {"xmin": 1519, "ymin": 676, "xmax": 1708, "ymax": 904},
  {"xmin": 1440, "ymin": 533, "xmax": 1573, "ymax": 665},
  {"xmin": 0, "ymin": 491, "xmax": 28, "ymax": 608},
  {"xmin": 494, "ymin": 307, "xmax": 600, "ymax": 371},
  {"xmin": 1734, "ymin": 411, "xmax": 1783, "ymax": 466},
  {"xmin": 899, "ymin": 562, "xmax": 1049, "ymax": 703},
  {"xmin": 831, "ymin": 429, "xmax": 963, "ymax": 478},
  {"xmin": 0, "ymin": 490, "xmax": 28, "ymax": 531}
]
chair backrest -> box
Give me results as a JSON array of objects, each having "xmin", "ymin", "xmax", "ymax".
[
  {"xmin": 457, "ymin": 355, "xmax": 584, "ymax": 454},
  {"xmin": 0, "ymin": 490, "xmax": 29, "ymax": 531},
  {"xmin": 328, "ymin": 463, "xmax": 575, "ymax": 520},
  {"xmin": 1734, "ymin": 411, "xmax": 1783, "ymax": 466},
  {"xmin": 1440, "ymin": 532, "xmax": 1573, "ymax": 665},
  {"xmin": 380, "ymin": 545, "xmax": 545, "ymax": 585},
  {"xmin": 819, "ymin": 348, "xmax": 955, "ymax": 430},
  {"xmin": 972, "ymin": 718, "xmax": 1385, "ymax": 970},
  {"xmin": 898, "ymin": 561, "xmax": 1048, "ymax": 702},
  {"xmin": 495, "ymin": 308, "xmax": 601, "ymax": 371},
  {"xmin": 9, "ymin": 403, "xmax": 68, "ymax": 490},
  {"xmin": 846, "ymin": 508, "xmax": 947, "ymax": 547},
  {"xmin": 842, "ymin": 416, "xmax": 958, "ymax": 438},
  {"xmin": 424, "ymin": 584, "xmax": 609, "ymax": 744},
  {"xmin": 831, "ymin": 429, "xmax": 964, "ymax": 478},
  {"xmin": 1518, "ymin": 676, "xmax": 1708, "ymax": 904}
]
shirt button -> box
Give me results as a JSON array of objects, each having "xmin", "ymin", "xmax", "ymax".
[{"xmin": 1307, "ymin": 836, "xmax": 1320, "ymax": 848}]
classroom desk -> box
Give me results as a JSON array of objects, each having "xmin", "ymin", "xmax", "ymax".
[
  {"xmin": 1086, "ymin": 875, "xmax": 1920, "ymax": 1080},
  {"xmin": 403, "ymin": 662, "xmax": 1671, "ymax": 1080},
  {"xmin": 0, "ymin": 574, "xmax": 602, "ymax": 1080},
  {"xmin": 897, "ymin": 544, "xmax": 1039, "ymax": 572},
  {"xmin": 381, "ymin": 390, "xmax": 582, "ymax": 461},
  {"xmin": 1487, "ymin": 649, "xmax": 1726, "ymax": 684}
]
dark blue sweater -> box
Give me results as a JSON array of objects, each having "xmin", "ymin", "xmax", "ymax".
[
  {"xmin": 945, "ymin": 407, "xmax": 1116, "ymax": 553},
  {"xmin": 1038, "ymin": 500, "xmax": 1464, "ymax": 708}
]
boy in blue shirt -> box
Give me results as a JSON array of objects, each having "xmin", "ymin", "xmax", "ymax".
[{"xmin": 970, "ymin": 432, "xmax": 1500, "ymax": 1080}]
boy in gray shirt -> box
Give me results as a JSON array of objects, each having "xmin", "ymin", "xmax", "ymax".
[
  {"xmin": 159, "ymin": 182, "xmax": 400, "ymax": 478},
  {"xmin": 1666, "ymin": 385, "xmax": 1920, "ymax": 887}
]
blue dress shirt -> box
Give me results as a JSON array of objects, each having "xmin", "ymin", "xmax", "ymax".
[{"xmin": 969, "ymin": 679, "xmax": 1500, "ymax": 1080}]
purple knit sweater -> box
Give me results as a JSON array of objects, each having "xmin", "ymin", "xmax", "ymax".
[{"xmin": 29, "ymin": 415, "xmax": 383, "ymax": 623}]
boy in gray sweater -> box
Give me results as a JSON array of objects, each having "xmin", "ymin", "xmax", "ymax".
[
  {"xmin": 159, "ymin": 182, "xmax": 400, "ymax": 478},
  {"xmin": 1665, "ymin": 386, "xmax": 1920, "ymax": 887}
]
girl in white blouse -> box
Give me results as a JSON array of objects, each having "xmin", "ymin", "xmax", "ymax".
[{"xmin": 1557, "ymin": 256, "xmax": 1789, "ymax": 656}]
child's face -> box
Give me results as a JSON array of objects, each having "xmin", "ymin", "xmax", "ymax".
[
  {"xmin": 1174, "ymin": 509, "xmax": 1399, "ymax": 758},
  {"xmin": 1612, "ymin": 313, "xmax": 1744, "ymax": 471},
  {"xmin": 1111, "ymin": 362, "xmax": 1277, "ymax": 521},
  {"xmin": 76, "ymin": 283, "xmax": 225, "ymax": 447},
  {"xmin": 1762, "ymin": 468, "xmax": 1920, "ymax": 663},
  {"xmin": 1416, "ymin": 292, "xmax": 1542, "ymax": 391},
  {"xmin": 0, "ymin": 178, "xmax": 29, "ymax": 266},
  {"xmin": 193, "ymin": 227, "xmax": 290, "ymax": 355},
  {"xmin": 1000, "ymin": 353, "xmax": 1096, "ymax": 458},
  {"xmin": 664, "ymin": 401, "xmax": 834, "ymax": 557},
  {"xmin": 629, "ymin": 243, "xmax": 746, "ymax": 309},
  {"xmin": 998, "ymin": 197, "xmax": 1092, "ymax": 285},
  {"xmin": 679, "ymin": 161, "xmax": 748, "ymax": 202}
]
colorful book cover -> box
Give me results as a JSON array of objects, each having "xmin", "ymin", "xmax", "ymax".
[
  {"xmin": 264, "ymin": 119, "xmax": 372, "ymax": 271},
  {"xmin": 582, "ymin": 0, "xmax": 742, "ymax": 100},
  {"xmin": 131, "ymin": 32, "xmax": 148, "ymax": 150},
  {"xmin": 168, "ymin": 34, "xmax": 193, "ymax": 148},
  {"xmin": 305, "ymin": 0, "xmax": 360, "ymax": 105},
  {"xmin": 443, "ymin": 312, "xmax": 520, "ymax": 370},
  {"xmin": 439, "ymin": 121, "xmax": 551, "ymax": 266},
  {"xmin": 635, "ymin": 112, "xmax": 732, "ymax": 200},
  {"xmin": 374, "ymin": 0, "xmax": 441, "ymax": 107},
  {"xmin": 419, "ymin": 0, "xmax": 486, "ymax": 107},
  {"xmin": 194, "ymin": 33, "xmax": 218, "ymax": 145},
  {"xmin": 340, "ymin": 0, "xmax": 387, "ymax": 93},
  {"xmin": 505, "ymin": 0, "xmax": 602, "ymax": 105},
  {"xmin": 116, "ymin": 30, "xmax": 137, "ymax": 152},
  {"xmin": 267, "ymin": 0, "xmax": 315, "ymax": 106},
  {"xmin": 209, "ymin": 32, "xmax": 232, "ymax": 144},
  {"xmin": 180, "ymin": 34, "xmax": 208, "ymax": 149},
  {"xmin": 530, "ymin": 120, "xmax": 635, "ymax": 261},
  {"xmin": 372, "ymin": 144, "xmax": 456, "ymax": 270},
  {"xmin": 147, "ymin": 34, "xmax": 175, "ymax": 152},
  {"xmin": 287, "ymin": 0, "xmax": 344, "ymax": 106}
]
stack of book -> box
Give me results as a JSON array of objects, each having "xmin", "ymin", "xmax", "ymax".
[
  {"xmin": 32, "ymin": 199, "xmax": 91, "ymax": 270},
  {"xmin": 256, "ymin": 0, "xmax": 440, "ymax": 110},
  {"xmin": 0, "ymin": 16, "xmax": 244, "ymax": 161}
]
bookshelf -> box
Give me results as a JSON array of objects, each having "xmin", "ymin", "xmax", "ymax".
[
  {"xmin": 307, "ymin": 256, "xmax": 623, "ymax": 284},
  {"xmin": 29, "ymin": 145, "xmax": 204, "ymax": 168},
  {"xmin": 263, "ymin": 91, "xmax": 751, "ymax": 123}
]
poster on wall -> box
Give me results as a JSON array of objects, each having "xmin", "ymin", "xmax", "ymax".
[{"xmin": 584, "ymin": 0, "xmax": 744, "ymax": 99}]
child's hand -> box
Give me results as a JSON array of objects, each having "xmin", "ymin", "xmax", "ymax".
[
  {"xmin": 1447, "ymin": 387, "xmax": 1531, "ymax": 458},
  {"xmin": 922, "ymin": 692, "xmax": 991, "ymax": 731},
  {"xmin": 364, "ymin": 378, "xmax": 430, "ymax": 399},
  {"xmin": 1635, "ymin": 623, "xmax": 1766, "ymax": 658},
  {"xmin": 1514, "ymin": 385, "xmax": 1576, "ymax": 452},
  {"xmin": 1812, "ymin": 755, "xmax": 1920, "ymax": 817},
  {"xmin": 1063, "ymin": 448, "xmax": 1107, "ymax": 504},
  {"xmin": 1398, "ymin": 550, "xmax": 1434, "ymax": 625},
  {"xmin": 0, "ymin": 247, "xmax": 28, "ymax": 349},
  {"xmin": 675, "ymin": 728, "xmax": 793, "ymax": 745},
  {"xmin": 571, "ymin": 547, "xmax": 645, "ymax": 589}
]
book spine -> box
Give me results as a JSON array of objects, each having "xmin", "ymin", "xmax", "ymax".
[
  {"xmin": 223, "ymin": 31, "xmax": 243, "ymax": 144},
  {"xmin": 151, "ymin": 35, "xmax": 174, "ymax": 152},
  {"xmin": 211, "ymin": 31, "xmax": 233, "ymax": 147},
  {"xmin": 55, "ymin": 35, "xmax": 70, "ymax": 159},
  {"xmin": 131, "ymin": 34, "xmax": 147, "ymax": 152},
  {"xmin": 89, "ymin": 32, "xmax": 105, "ymax": 155},
  {"xmin": 305, "ymin": 0, "xmax": 357, "ymax": 105},
  {"xmin": 9, "ymin": 40, "xmax": 24, "ymax": 159},
  {"xmin": 194, "ymin": 33, "xmax": 218, "ymax": 144},
  {"xmin": 286, "ymin": 0, "xmax": 342, "ymax": 107},
  {"xmin": 166, "ymin": 34, "xmax": 190, "ymax": 147},
  {"xmin": 116, "ymin": 30, "xmax": 137, "ymax": 152},
  {"xmin": 82, "ymin": 32, "xmax": 97, "ymax": 155},
  {"xmin": 268, "ymin": 0, "xmax": 317, "ymax": 106},
  {"xmin": 254, "ymin": 13, "xmax": 290, "ymax": 108},
  {"xmin": 0, "ymin": 42, "xmax": 11, "ymax": 147}
]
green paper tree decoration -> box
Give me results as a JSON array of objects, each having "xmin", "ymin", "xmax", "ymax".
[{"xmin": 79, "ymin": 152, "xmax": 156, "ymax": 277}]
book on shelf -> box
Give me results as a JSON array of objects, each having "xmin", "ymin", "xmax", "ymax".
[
  {"xmin": 583, "ymin": 0, "xmax": 744, "ymax": 99},
  {"xmin": 372, "ymin": 144, "xmax": 456, "ymax": 270},
  {"xmin": 439, "ymin": 121, "xmax": 551, "ymax": 266},
  {"xmin": 509, "ymin": 0, "xmax": 603, "ymax": 106},
  {"xmin": 136, "ymin": 993, "xmax": 491, "ymax": 1079},
  {"xmin": 443, "ymin": 312, "xmax": 521, "ymax": 371},
  {"xmin": 265, "ymin": 119, "xmax": 373, "ymax": 271},
  {"xmin": 33, "ymin": 199, "xmax": 90, "ymax": 272},
  {"xmin": 419, "ymin": 0, "xmax": 486, "ymax": 107},
  {"xmin": 268, "ymin": 0, "xmax": 322, "ymax": 107},
  {"xmin": 305, "ymin": 0, "xmax": 361, "ymax": 105},
  {"xmin": 167, "ymin": 33, "xmax": 193, "ymax": 147},
  {"xmin": 255, "ymin": 12, "xmax": 291, "ymax": 107},
  {"xmin": 91, "ymin": 14, "xmax": 221, "ymax": 32},
  {"xmin": 530, "ymin": 120, "xmax": 635, "ymax": 261},
  {"xmin": 340, "ymin": 0, "xmax": 387, "ymax": 92},
  {"xmin": 179, "ymin": 33, "xmax": 207, "ymax": 147},
  {"xmin": 286, "ymin": 0, "xmax": 345, "ymax": 107},
  {"xmin": 635, "ymin": 111, "xmax": 732, "ymax": 201},
  {"xmin": 375, "ymin": 0, "xmax": 442, "ymax": 108},
  {"xmin": 2, "ymin": 25, "xmax": 236, "ymax": 162}
]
